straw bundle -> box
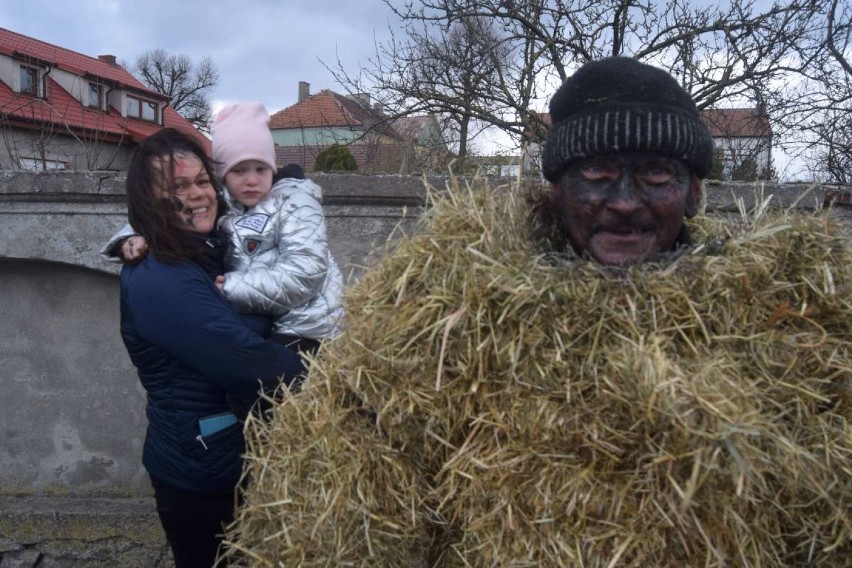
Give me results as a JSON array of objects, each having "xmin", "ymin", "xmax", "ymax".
[{"xmin": 226, "ymin": 177, "xmax": 851, "ymax": 567}]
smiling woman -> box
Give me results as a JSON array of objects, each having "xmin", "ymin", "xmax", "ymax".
[
  {"xmin": 148, "ymin": 152, "xmax": 218, "ymax": 234},
  {"xmin": 120, "ymin": 128, "xmax": 306, "ymax": 568}
]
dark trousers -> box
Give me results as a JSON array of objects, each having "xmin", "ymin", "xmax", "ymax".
[{"xmin": 152, "ymin": 479, "xmax": 235, "ymax": 568}]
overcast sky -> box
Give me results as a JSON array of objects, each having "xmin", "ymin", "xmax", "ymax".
[{"xmin": 1, "ymin": 0, "xmax": 396, "ymax": 115}]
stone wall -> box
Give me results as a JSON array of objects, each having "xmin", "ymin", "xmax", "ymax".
[
  {"xmin": 0, "ymin": 171, "xmax": 849, "ymax": 566},
  {"xmin": 0, "ymin": 171, "xmax": 434, "ymax": 567}
]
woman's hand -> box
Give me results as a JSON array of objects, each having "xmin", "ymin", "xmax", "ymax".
[
  {"xmin": 215, "ymin": 275, "xmax": 226, "ymax": 293},
  {"xmin": 121, "ymin": 236, "xmax": 148, "ymax": 262}
]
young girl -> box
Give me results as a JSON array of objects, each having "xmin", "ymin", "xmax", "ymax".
[
  {"xmin": 104, "ymin": 102, "xmax": 344, "ymax": 355},
  {"xmin": 210, "ymin": 102, "xmax": 344, "ymax": 352}
]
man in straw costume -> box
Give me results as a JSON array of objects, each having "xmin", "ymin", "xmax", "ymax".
[{"xmin": 225, "ymin": 58, "xmax": 850, "ymax": 567}]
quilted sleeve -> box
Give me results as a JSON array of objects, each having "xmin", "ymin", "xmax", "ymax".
[
  {"xmin": 125, "ymin": 258, "xmax": 305, "ymax": 398},
  {"xmin": 99, "ymin": 223, "xmax": 137, "ymax": 262}
]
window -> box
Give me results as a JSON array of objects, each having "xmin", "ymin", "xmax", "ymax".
[
  {"xmin": 142, "ymin": 100, "xmax": 157, "ymax": 121},
  {"xmin": 20, "ymin": 65, "xmax": 38, "ymax": 96},
  {"xmin": 126, "ymin": 95, "xmax": 140, "ymax": 118},
  {"xmin": 18, "ymin": 157, "xmax": 68, "ymax": 171},
  {"xmin": 88, "ymin": 83, "xmax": 102, "ymax": 108},
  {"xmin": 126, "ymin": 95, "xmax": 159, "ymax": 122}
]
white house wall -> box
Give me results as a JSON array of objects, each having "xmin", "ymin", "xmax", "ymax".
[
  {"xmin": 0, "ymin": 54, "xmax": 16, "ymax": 90},
  {"xmin": 713, "ymin": 136, "xmax": 771, "ymax": 176},
  {"xmin": 0, "ymin": 129, "xmax": 133, "ymax": 171},
  {"xmin": 49, "ymin": 67, "xmax": 85, "ymax": 103}
]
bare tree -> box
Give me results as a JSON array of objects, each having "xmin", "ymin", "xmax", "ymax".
[
  {"xmin": 402, "ymin": 16, "xmax": 507, "ymax": 164},
  {"xmin": 338, "ymin": 0, "xmax": 851, "ymax": 180},
  {"xmin": 330, "ymin": 14, "xmax": 510, "ymax": 165},
  {"xmin": 798, "ymin": 0, "xmax": 852, "ymax": 182},
  {"xmin": 134, "ymin": 49, "xmax": 219, "ymax": 133}
]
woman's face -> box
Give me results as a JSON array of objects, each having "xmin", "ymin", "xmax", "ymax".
[{"xmin": 151, "ymin": 152, "xmax": 218, "ymax": 234}]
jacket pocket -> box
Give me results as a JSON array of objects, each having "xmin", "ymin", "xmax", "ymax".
[{"xmin": 182, "ymin": 418, "xmax": 242, "ymax": 459}]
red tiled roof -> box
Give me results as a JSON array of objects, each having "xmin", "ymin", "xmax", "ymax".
[
  {"xmin": 0, "ymin": 28, "xmax": 164, "ymax": 98},
  {"xmin": 270, "ymin": 90, "xmax": 392, "ymax": 133},
  {"xmin": 0, "ymin": 28, "xmax": 208, "ymax": 152},
  {"xmin": 700, "ymin": 108, "xmax": 771, "ymax": 138},
  {"xmin": 0, "ymin": 77, "xmax": 123, "ymax": 136},
  {"xmin": 126, "ymin": 106, "xmax": 210, "ymax": 152}
]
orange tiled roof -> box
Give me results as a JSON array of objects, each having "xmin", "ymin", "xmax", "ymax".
[
  {"xmin": 0, "ymin": 28, "xmax": 207, "ymax": 151},
  {"xmin": 0, "ymin": 28, "xmax": 164, "ymax": 98},
  {"xmin": 700, "ymin": 108, "xmax": 771, "ymax": 138},
  {"xmin": 270, "ymin": 90, "xmax": 390, "ymax": 131}
]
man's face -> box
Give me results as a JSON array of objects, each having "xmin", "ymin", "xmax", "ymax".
[{"xmin": 550, "ymin": 152, "xmax": 701, "ymax": 266}]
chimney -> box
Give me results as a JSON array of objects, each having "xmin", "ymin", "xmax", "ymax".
[
  {"xmin": 298, "ymin": 81, "xmax": 310, "ymax": 102},
  {"xmin": 346, "ymin": 93, "xmax": 370, "ymax": 107},
  {"xmin": 98, "ymin": 54, "xmax": 117, "ymax": 66}
]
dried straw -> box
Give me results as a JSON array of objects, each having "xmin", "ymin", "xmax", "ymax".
[{"xmin": 224, "ymin": 177, "xmax": 851, "ymax": 567}]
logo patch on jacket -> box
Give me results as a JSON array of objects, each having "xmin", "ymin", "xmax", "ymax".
[
  {"xmin": 244, "ymin": 239, "xmax": 262, "ymax": 255},
  {"xmin": 235, "ymin": 214, "xmax": 269, "ymax": 233}
]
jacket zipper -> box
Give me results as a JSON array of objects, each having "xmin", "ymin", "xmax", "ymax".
[{"xmin": 195, "ymin": 434, "xmax": 208, "ymax": 450}]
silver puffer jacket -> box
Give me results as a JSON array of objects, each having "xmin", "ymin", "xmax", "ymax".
[{"xmin": 220, "ymin": 178, "xmax": 344, "ymax": 339}]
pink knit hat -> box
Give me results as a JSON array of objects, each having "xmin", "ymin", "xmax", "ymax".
[{"xmin": 211, "ymin": 102, "xmax": 276, "ymax": 179}]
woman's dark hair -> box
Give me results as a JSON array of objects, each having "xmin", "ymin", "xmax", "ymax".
[{"xmin": 126, "ymin": 128, "xmax": 225, "ymax": 262}]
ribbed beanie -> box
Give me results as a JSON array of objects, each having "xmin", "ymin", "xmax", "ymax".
[
  {"xmin": 211, "ymin": 102, "xmax": 276, "ymax": 179},
  {"xmin": 542, "ymin": 57, "xmax": 713, "ymax": 182}
]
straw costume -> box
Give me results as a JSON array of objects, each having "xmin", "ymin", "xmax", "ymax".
[{"xmin": 225, "ymin": 59, "xmax": 851, "ymax": 567}]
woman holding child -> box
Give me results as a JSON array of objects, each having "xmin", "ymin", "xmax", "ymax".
[{"xmin": 116, "ymin": 103, "xmax": 343, "ymax": 567}]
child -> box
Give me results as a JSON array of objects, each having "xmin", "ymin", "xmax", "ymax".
[
  {"xmin": 103, "ymin": 102, "xmax": 344, "ymax": 354},
  {"xmin": 211, "ymin": 102, "xmax": 343, "ymax": 352}
]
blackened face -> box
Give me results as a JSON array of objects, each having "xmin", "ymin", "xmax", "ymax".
[{"xmin": 550, "ymin": 152, "xmax": 701, "ymax": 266}]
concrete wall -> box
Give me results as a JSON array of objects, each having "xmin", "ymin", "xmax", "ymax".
[
  {"xmin": 0, "ymin": 170, "xmax": 432, "ymax": 566},
  {"xmin": 0, "ymin": 171, "xmax": 848, "ymax": 566}
]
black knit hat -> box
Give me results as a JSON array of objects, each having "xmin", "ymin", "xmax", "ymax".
[{"xmin": 542, "ymin": 57, "xmax": 714, "ymax": 182}]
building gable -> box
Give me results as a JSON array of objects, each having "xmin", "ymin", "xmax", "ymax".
[{"xmin": 0, "ymin": 27, "xmax": 207, "ymax": 170}]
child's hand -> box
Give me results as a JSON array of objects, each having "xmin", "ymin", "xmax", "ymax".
[
  {"xmin": 121, "ymin": 236, "xmax": 148, "ymax": 262},
  {"xmin": 215, "ymin": 275, "xmax": 226, "ymax": 293}
]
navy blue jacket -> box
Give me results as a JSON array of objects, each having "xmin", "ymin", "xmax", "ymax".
[{"xmin": 120, "ymin": 253, "xmax": 306, "ymax": 494}]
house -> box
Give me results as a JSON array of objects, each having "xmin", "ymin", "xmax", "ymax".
[
  {"xmin": 521, "ymin": 108, "xmax": 773, "ymax": 180},
  {"xmin": 519, "ymin": 111, "xmax": 553, "ymax": 175},
  {"xmin": 0, "ymin": 28, "xmax": 206, "ymax": 171},
  {"xmin": 701, "ymin": 108, "xmax": 772, "ymax": 180},
  {"xmin": 269, "ymin": 82, "xmax": 447, "ymax": 174}
]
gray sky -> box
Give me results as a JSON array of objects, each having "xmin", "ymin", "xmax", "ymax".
[{"xmin": 1, "ymin": 0, "xmax": 394, "ymax": 115}]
